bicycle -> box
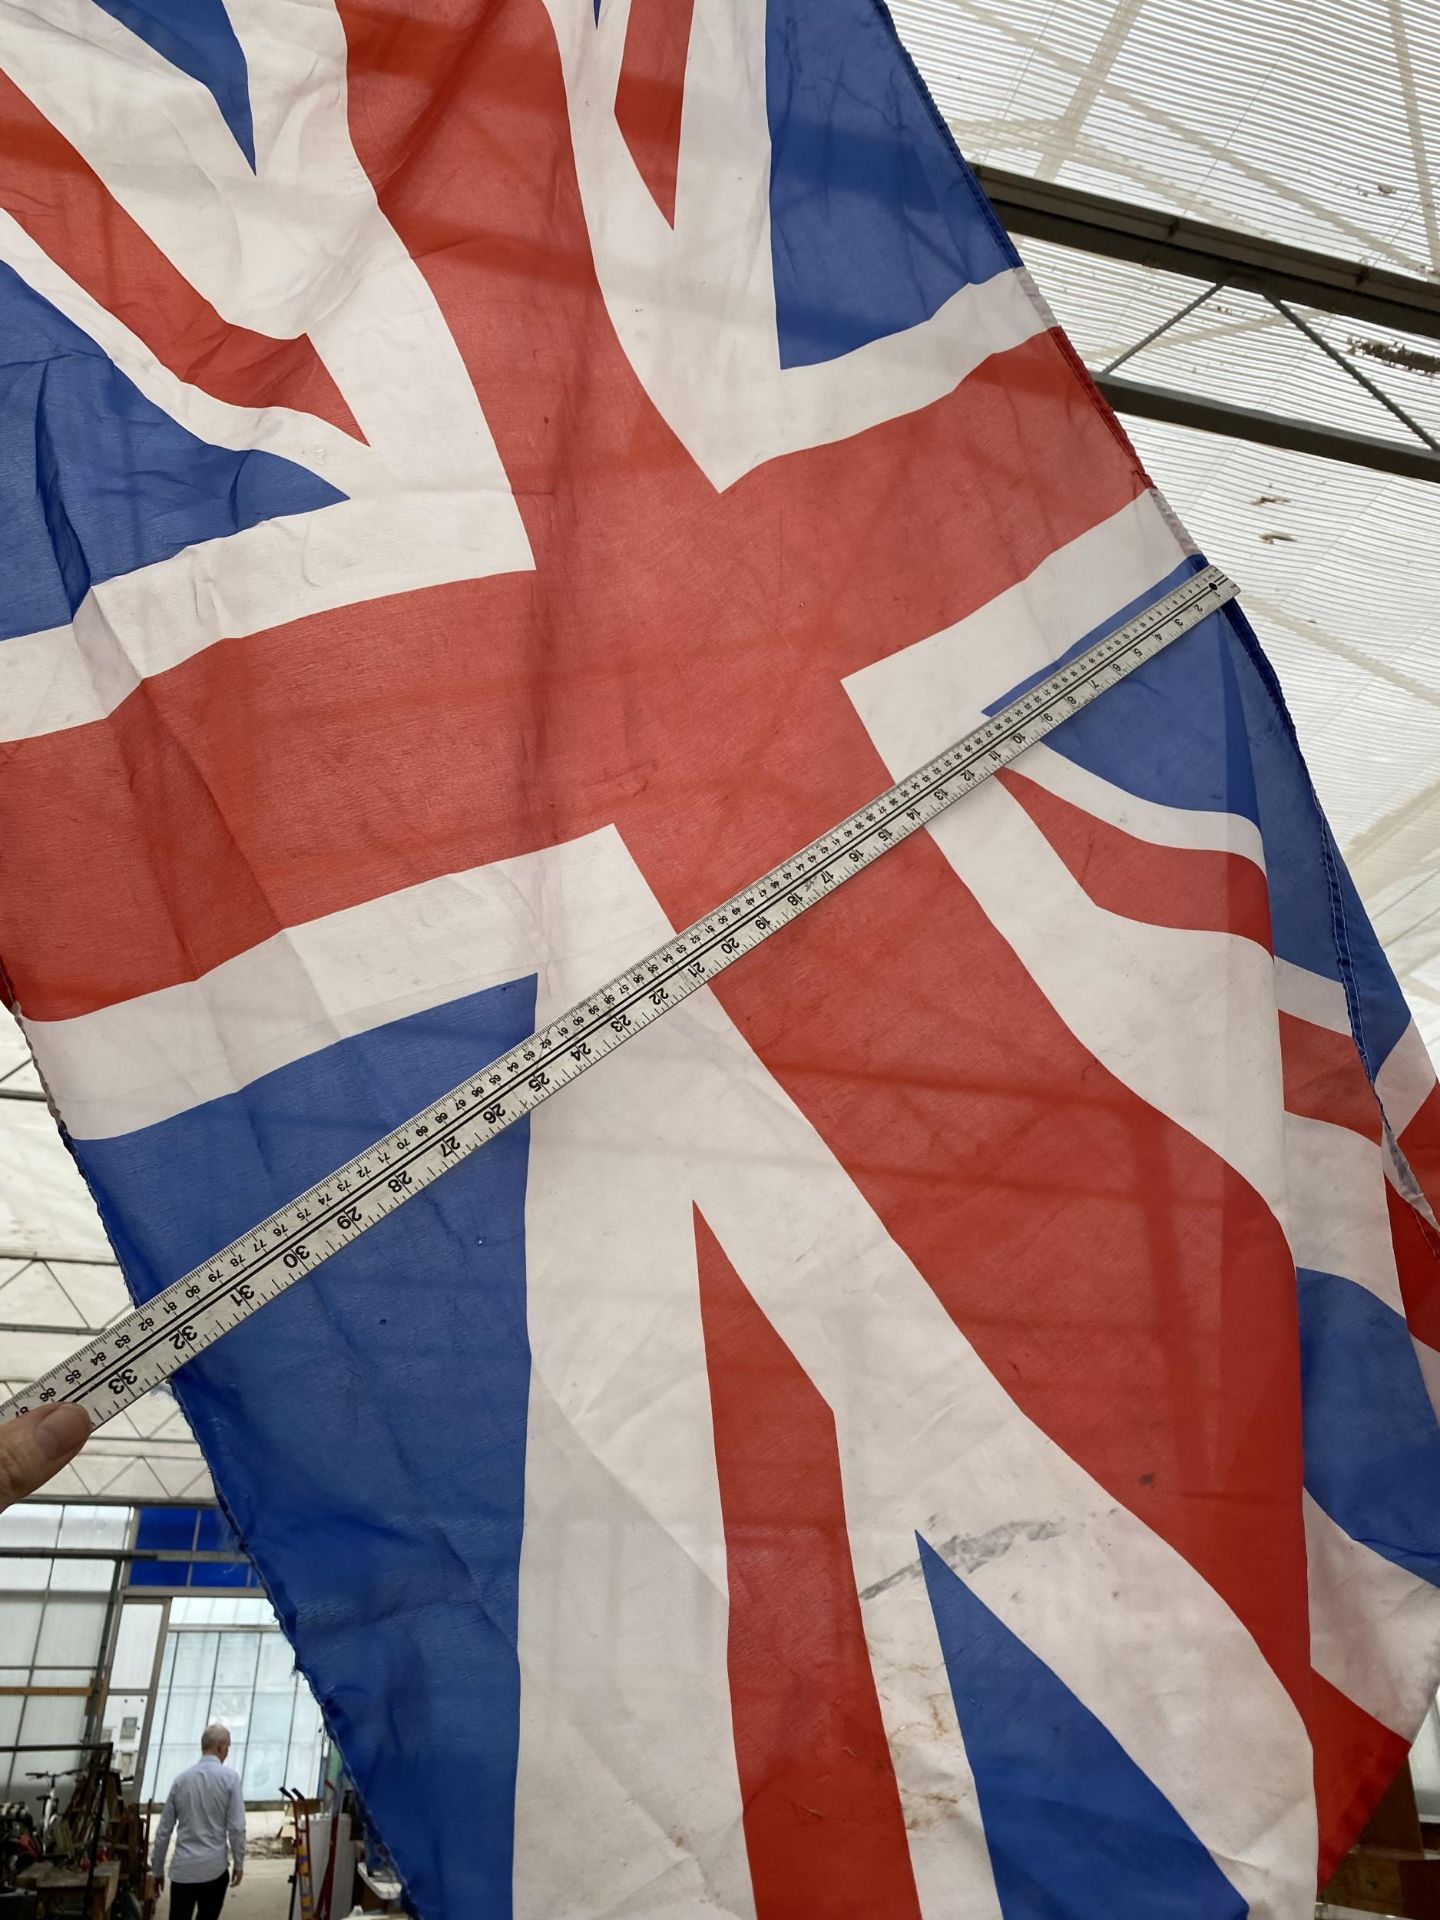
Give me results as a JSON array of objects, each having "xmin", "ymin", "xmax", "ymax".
[{"xmin": 24, "ymin": 1767, "xmax": 82, "ymax": 1853}]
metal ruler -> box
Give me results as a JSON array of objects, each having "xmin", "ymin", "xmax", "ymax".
[{"xmin": 2, "ymin": 565, "xmax": 1236, "ymax": 1431}]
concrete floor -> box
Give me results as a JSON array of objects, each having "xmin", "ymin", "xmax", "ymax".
[
  {"xmin": 230, "ymin": 1853, "xmax": 297, "ymax": 1919},
  {"xmin": 153, "ymin": 1816, "xmax": 300, "ymax": 1920},
  {"xmin": 155, "ymin": 1855, "xmax": 297, "ymax": 1920}
]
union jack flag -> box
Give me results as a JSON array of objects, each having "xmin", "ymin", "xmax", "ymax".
[{"xmin": 1, "ymin": 0, "xmax": 1439, "ymax": 1913}]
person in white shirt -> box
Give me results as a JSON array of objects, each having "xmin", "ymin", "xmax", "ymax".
[{"xmin": 151, "ymin": 1724, "xmax": 246, "ymax": 1920}]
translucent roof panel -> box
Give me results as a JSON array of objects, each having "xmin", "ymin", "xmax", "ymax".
[
  {"xmin": 892, "ymin": 0, "xmax": 1440, "ymax": 276},
  {"xmin": 1017, "ymin": 244, "xmax": 1440, "ymax": 453}
]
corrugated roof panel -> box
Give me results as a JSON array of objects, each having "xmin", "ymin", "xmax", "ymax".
[
  {"xmin": 895, "ymin": 0, "xmax": 1440, "ymax": 273},
  {"xmin": 1022, "ymin": 239, "xmax": 1440, "ymax": 447}
]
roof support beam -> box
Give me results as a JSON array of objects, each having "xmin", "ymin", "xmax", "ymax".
[
  {"xmin": 0, "ymin": 1546, "xmax": 236, "ymax": 1562},
  {"xmin": 1095, "ymin": 376, "xmax": 1440, "ymax": 483},
  {"xmin": 0, "ymin": 1247, "xmax": 119, "ymax": 1267},
  {"xmin": 0, "ymin": 1321, "xmax": 118, "ymax": 1338},
  {"xmin": 973, "ymin": 165, "xmax": 1440, "ymax": 343}
]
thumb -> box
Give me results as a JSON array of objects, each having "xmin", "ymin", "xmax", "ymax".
[{"xmin": 0, "ymin": 1405, "xmax": 91, "ymax": 1508}]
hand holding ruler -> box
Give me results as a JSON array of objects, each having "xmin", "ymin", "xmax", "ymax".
[{"xmin": 2, "ymin": 567, "xmax": 1237, "ymax": 1431}]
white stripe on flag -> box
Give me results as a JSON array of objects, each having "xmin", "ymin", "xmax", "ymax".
[
  {"xmin": 844, "ymin": 491, "xmax": 1190, "ymax": 750},
  {"xmin": 1285, "ymin": 1113, "xmax": 1405, "ymax": 1314},
  {"xmin": 1305, "ymin": 1493, "xmax": 1440, "ymax": 1739},
  {"xmin": 1274, "ymin": 959, "xmax": 1353, "ymax": 1037},
  {"xmin": 23, "ymin": 830, "xmax": 644, "ymax": 1141},
  {"xmin": 540, "ymin": 0, "xmax": 1049, "ymax": 489},
  {"xmin": 1016, "ymin": 739, "xmax": 1265, "ymax": 861},
  {"xmin": 1377, "ymin": 1023, "xmax": 1439, "ymax": 1142},
  {"xmin": 516, "ymin": 911, "xmax": 756, "ymax": 1919}
]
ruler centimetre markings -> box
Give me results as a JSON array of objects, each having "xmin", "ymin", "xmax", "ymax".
[{"xmin": 3, "ymin": 566, "xmax": 1236, "ymax": 1430}]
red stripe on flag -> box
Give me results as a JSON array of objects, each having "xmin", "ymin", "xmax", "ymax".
[
  {"xmin": 614, "ymin": 0, "xmax": 696, "ymax": 225},
  {"xmin": 1308, "ymin": 1670, "xmax": 1412, "ymax": 1885},
  {"xmin": 695, "ymin": 1212, "xmax": 922, "ymax": 1918},
  {"xmin": 1387, "ymin": 1179, "xmax": 1440, "ymax": 1355},
  {"xmin": 0, "ymin": 68, "xmax": 360, "ymax": 438},
  {"xmin": 1399, "ymin": 1081, "xmax": 1440, "ymax": 1220},
  {"xmin": 1278, "ymin": 1011, "xmax": 1382, "ymax": 1144},
  {"xmin": 2, "ymin": 2, "xmax": 1144, "ymax": 1022},
  {"xmin": 999, "ymin": 768, "xmax": 1273, "ymax": 950}
]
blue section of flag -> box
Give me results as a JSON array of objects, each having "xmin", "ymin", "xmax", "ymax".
[
  {"xmin": 1226, "ymin": 613, "xmax": 1411, "ymax": 1074},
  {"xmin": 986, "ymin": 560, "xmax": 1258, "ymax": 824},
  {"xmin": 0, "ymin": 263, "xmax": 343, "ymax": 644},
  {"xmin": 1225, "ymin": 609, "xmax": 1412, "ymax": 1074},
  {"xmin": 765, "ymin": 0, "xmax": 1015, "ymax": 368},
  {"xmin": 990, "ymin": 572, "xmax": 1413, "ymax": 1072},
  {"xmin": 91, "ymin": 0, "xmax": 256, "ymax": 168},
  {"xmin": 73, "ymin": 981, "xmax": 537, "ymax": 1917},
  {"xmin": 1299, "ymin": 1268, "xmax": 1440, "ymax": 1587},
  {"xmin": 919, "ymin": 1538, "xmax": 1247, "ymax": 1918},
  {"xmin": 1318, "ymin": 845, "xmax": 1414, "ymax": 1078}
]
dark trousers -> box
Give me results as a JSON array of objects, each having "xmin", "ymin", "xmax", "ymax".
[{"xmin": 169, "ymin": 1871, "xmax": 228, "ymax": 1920}]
